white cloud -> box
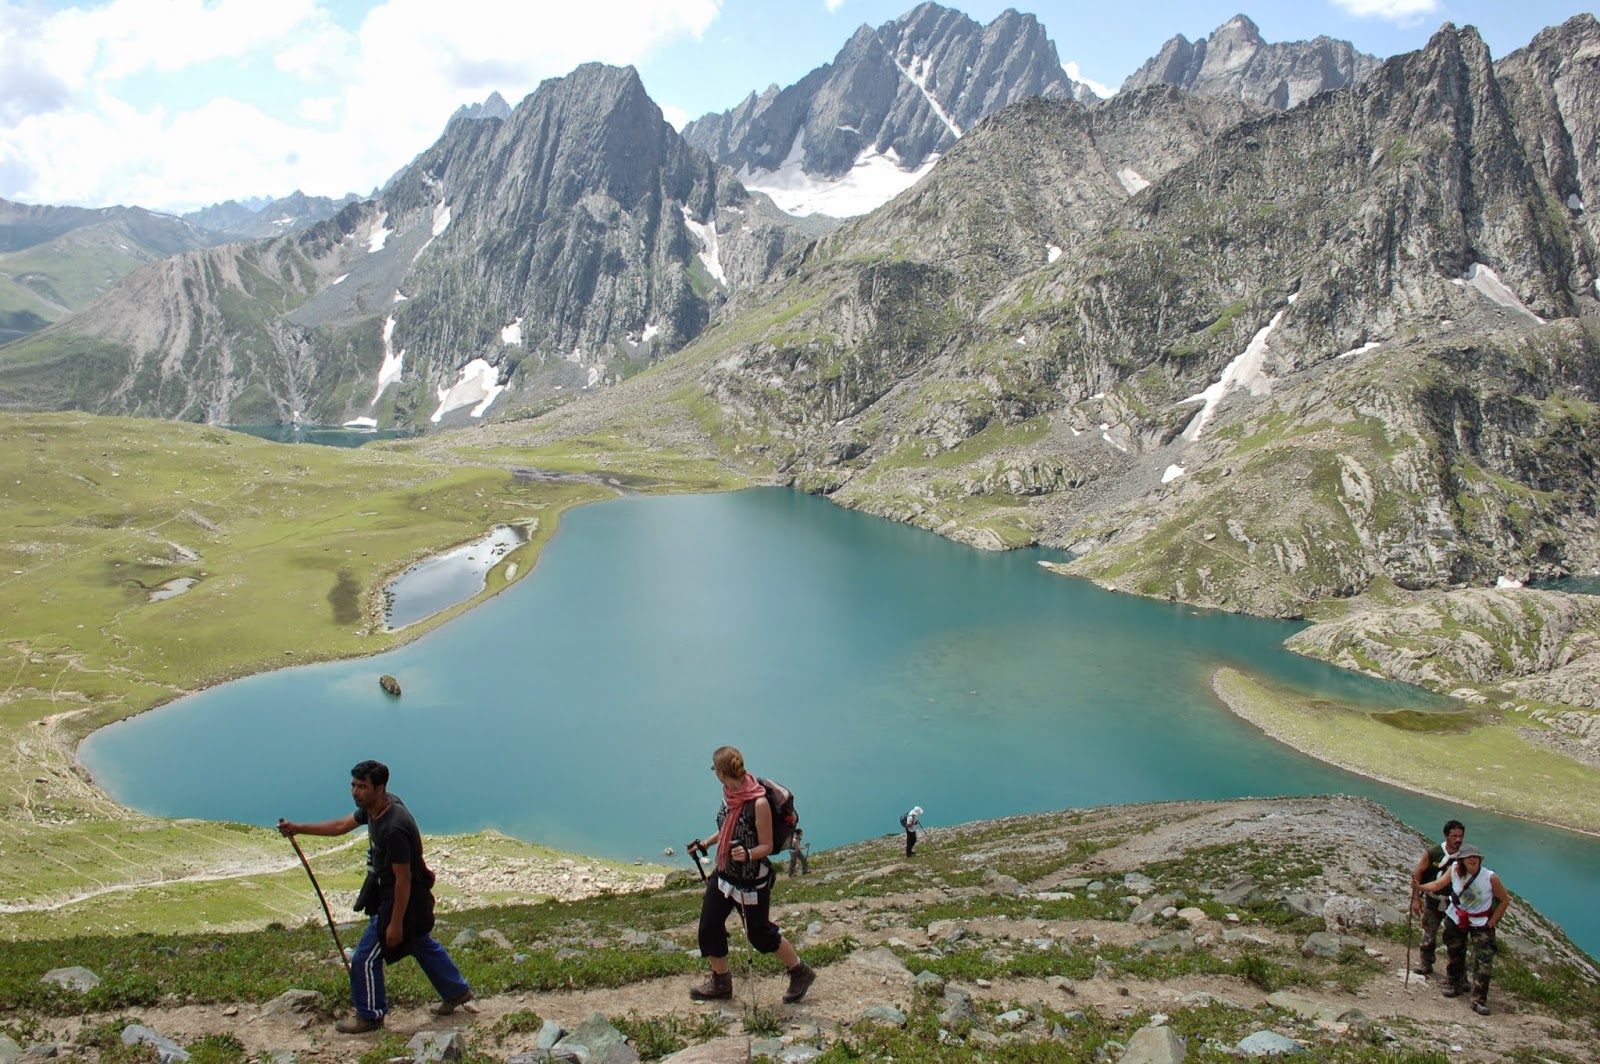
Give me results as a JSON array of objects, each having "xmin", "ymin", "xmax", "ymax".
[
  {"xmin": 0, "ymin": 0, "xmax": 723, "ymax": 213},
  {"xmin": 658, "ymin": 103, "xmax": 689, "ymax": 131},
  {"xmin": 1328, "ymin": 0, "xmax": 1441, "ymax": 23},
  {"xmin": 1063, "ymin": 61, "xmax": 1113, "ymax": 99},
  {"xmin": 824, "ymin": 0, "xmax": 845, "ymax": 12}
]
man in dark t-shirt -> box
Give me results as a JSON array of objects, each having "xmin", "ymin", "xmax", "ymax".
[{"xmin": 279, "ymin": 760, "xmax": 472, "ymax": 1034}]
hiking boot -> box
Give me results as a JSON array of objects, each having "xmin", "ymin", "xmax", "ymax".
[
  {"xmin": 1441, "ymin": 985, "xmax": 1467, "ymax": 998},
  {"xmin": 688, "ymin": 970, "xmax": 733, "ymax": 1001},
  {"xmin": 335, "ymin": 1015, "xmax": 384, "ymax": 1034},
  {"xmin": 1410, "ymin": 964, "xmax": 1433, "ymax": 976},
  {"xmin": 1471, "ymin": 1000, "xmax": 1491, "ymax": 1016},
  {"xmin": 782, "ymin": 961, "xmax": 816, "ymax": 1004},
  {"xmin": 432, "ymin": 988, "xmax": 473, "ymax": 1016}
]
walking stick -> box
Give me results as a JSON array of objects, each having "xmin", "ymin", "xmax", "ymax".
[
  {"xmin": 285, "ymin": 830, "xmax": 350, "ymax": 977},
  {"xmin": 1404, "ymin": 905, "xmax": 1414, "ymax": 987}
]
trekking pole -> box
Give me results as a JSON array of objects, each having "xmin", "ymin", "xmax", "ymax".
[
  {"xmin": 1404, "ymin": 905, "xmax": 1414, "ymax": 987},
  {"xmin": 284, "ymin": 828, "xmax": 350, "ymax": 977},
  {"xmin": 687, "ymin": 840, "xmax": 708, "ymax": 882}
]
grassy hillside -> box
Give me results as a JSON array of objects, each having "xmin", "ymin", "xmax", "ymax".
[{"xmin": 0, "ymin": 797, "xmax": 1593, "ymax": 1062}]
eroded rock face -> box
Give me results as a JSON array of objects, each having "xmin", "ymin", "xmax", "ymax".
[
  {"xmin": 1122, "ymin": 14, "xmax": 1381, "ymax": 110},
  {"xmin": 1288, "ymin": 588, "xmax": 1600, "ymax": 712}
]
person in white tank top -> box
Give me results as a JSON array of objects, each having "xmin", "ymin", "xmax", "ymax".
[{"xmin": 1419, "ymin": 844, "xmax": 1509, "ymax": 1015}]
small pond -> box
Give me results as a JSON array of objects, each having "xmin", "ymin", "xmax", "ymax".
[{"xmin": 383, "ymin": 525, "xmax": 527, "ymax": 630}]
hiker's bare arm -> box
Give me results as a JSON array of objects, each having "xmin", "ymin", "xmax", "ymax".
[
  {"xmin": 1419, "ymin": 872, "xmax": 1450, "ymax": 894},
  {"xmin": 278, "ymin": 815, "xmax": 359, "ymax": 837},
  {"xmin": 1487, "ymin": 874, "xmax": 1509, "ymax": 929},
  {"xmin": 1409, "ymin": 853, "xmax": 1431, "ymax": 912}
]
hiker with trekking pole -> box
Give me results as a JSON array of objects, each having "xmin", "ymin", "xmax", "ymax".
[
  {"xmin": 278, "ymin": 760, "xmax": 473, "ymax": 1034},
  {"xmin": 1409, "ymin": 819, "xmax": 1467, "ymax": 978},
  {"xmin": 1418, "ymin": 843, "xmax": 1509, "ymax": 1016},
  {"xmin": 684, "ymin": 745, "xmax": 815, "ymax": 1005}
]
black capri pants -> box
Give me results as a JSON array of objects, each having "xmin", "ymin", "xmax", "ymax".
[{"xmin": 698, "ymin": 875, "xmax": 782, "ymax": 957}]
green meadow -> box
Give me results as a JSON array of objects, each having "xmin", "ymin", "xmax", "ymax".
[{"xmin": 0, "ymin": 410, "xmax": 747, "ymax": 939}]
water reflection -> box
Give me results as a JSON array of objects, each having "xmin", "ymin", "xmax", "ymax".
[{"xmin": 383, "ymin": 525, "xmax": 527, "ymax": 630}]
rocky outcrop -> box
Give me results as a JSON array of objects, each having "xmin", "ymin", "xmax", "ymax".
[
  {"xmin": 1122, "ymin": 13, "xmax": 1381, "ymax": 109},
  {"xmin": 1288, "ymin": 588, "xmax": 1600, "ymax": 711},
  {"xmin": 682, "ymin": 2, "xmax": 1089, "ymax": 217}
]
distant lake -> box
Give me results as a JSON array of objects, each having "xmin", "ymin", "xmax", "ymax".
[
  {"xmin": 226, "ymin": 425, "xmax": 411, "ymax": 447},
  {"xmin": 81, "ymin": 489, "xmax": 1600, "ymax": 957}
]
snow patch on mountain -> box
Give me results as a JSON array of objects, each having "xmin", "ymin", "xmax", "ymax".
[
  {"xmin": 890, "ymin": 50, "xmax": 963, "ymax": 138},
  {"xmin": 430, "ymin": 359, "xmax": 504, "ymax": 422},
  {"xmin": 1453, "ymin": 263, "xmax": 1545, "ymax": 325},
  {"xmin": 738, "ymin": 130, "xmax": 939, "ymax": 218},
  {"xmin": 367, "ymin": 213, "xmax": 392, "ymax": 253},
  {"xmin": 1181, "ymin": 297, "xmax": 1296, "ymax": 442},
  {"xmin": 1116, "ymin": 168, "xmax": 1150, "ymax": 195},
  {"xmin": 681, "ymin": 206, "xmax": 726, "ymax": 286},
  {"xmin": 501, "ymin": 317, "xmax": 522, "ymax": 346},
  {"xmin": 371, "ymin": 314, "xmax": 405, "ymax": 406}
]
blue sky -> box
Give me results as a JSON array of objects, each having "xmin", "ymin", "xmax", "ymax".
[{"xmin": 0, "ymin": 0, "xmax": 1591, "ymax": 214}]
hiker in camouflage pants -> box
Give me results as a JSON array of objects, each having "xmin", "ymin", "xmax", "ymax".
[
  {"xmin": 1421, "ymin": 844, "xmax": 1509, "ymax": 1016},
  {"xmin": 1442, "ymin": 922, "xmax": 1497, "ymax": 1003}
]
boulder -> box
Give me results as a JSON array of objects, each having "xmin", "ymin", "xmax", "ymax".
[
  {"xmin": 40, "ymin": 966, "xmax": 100, "ymax": 992},
  {"xmin": 1129, "ymin": 894, "xmax": 1182, "ymax": 924},
  {"xmin": 1321, "ymin": 895, "xmax": 1379, "ymax": 932},
  {"xmin": 557, "ymin": 1014, "xmax": 636, "ymax": 1064},
  {"xmin": 859, "ymin": 1006, "xmax": 907, "ymax": 1026},
  {"xmin": 1214, "ymin": 876, "xmax": 1258, "ymax": 906},
  {"xmin": 847, "ymin": 945, "xmax": 912, "ymax": 979},
  {"xmin": 407, "ymin": 1032, "xmax": 465, "ymax": 1063},
  {"xmin": 1117, "ymin": 1024, "xmax": 1187, "ymax": 1064},
  {"xmin": 0, "ymin": 1034, "xmax": 20, "ymax": 1064},
  {"xmin": 1300, "ymin": 932, "xmax": 1362, "ymax": 959},
  {"xmin": 261, "ymin": 989, "xmax": 323, "ymax": 1018},
  {"xmin": 939, "ymin": 988, "xmax": 980, "ymax": 1027},
  {"xmin": 1236, "ymin": 1031, "xmax": 1307, "ymax": 1056},
  {"xmin": 120, "ymin": 1026, "xmax": 189, "ymax": 1064}
]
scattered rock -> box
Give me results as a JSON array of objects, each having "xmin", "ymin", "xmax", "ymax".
[
  {"xmin": 1214, "ymin": 876, "xmax": 1258, "ymax": 906},
  {"xmin": 939, "ymin": 988, "xmax": 980, "ymax": 1027},
  {"xmin": 1300, "ymin": 932, "xmax": 1363, "ymax": 959},
  {"xmin": 1129, "ymin": 894, "xmax": 1182, "ymax": 924},
  {"xmin": 478, "ymin": 928, "xmax": 514, "ymax": 950},
  {"xmin": 1322, "ymin": 894, "xmax": 1379, "ymax": 932},
  {"xmin": 0, "ymin": 1035, "xmax": 19, "ymax": 1064},
  {"xmin": 913, "ymin": 970, "xmax": 946, "ymax": 995},
  {"xmin": 859, "ymin": 1005, "xmax": 907, "ymax": 1026}
]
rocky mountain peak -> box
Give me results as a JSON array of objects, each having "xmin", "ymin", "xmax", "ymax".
[
  {"xmin": 681, "ymin": 1, "xmax": 1082, "ymax": 217},
  {"xmin": 1122, "ymin": 11, "xmax": 1380, "ymax": 109}
]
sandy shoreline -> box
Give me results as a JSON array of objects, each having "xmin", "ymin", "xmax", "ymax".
[{"xmin": 1210, "ymin": 667, "xmax": 1600, "ymax": 840}]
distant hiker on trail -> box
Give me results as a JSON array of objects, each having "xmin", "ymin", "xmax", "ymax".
[
  {"xmin": 901, "ymin": 805, "xmax": 922, "ymax": 857},
  {"xmin": 278, "ymin": 760, "xmax": 472, "ymax": 1034},
  {"xmin": 1410, "ymin": 818, "xmax": 1467, "ymax": 976},
  {"xmin": 685, "ymin": 745, "xmax": 815, "ymax": 1005},
  {"xmin": 1419, "ymin": 843, "xmax": 1509, "ymax": 1016},
  {"xmin": 787, "ymin": 826, "xmax": 810, "ymax": 876}
]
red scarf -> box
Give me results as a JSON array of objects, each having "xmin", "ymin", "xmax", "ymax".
[{"xmin": 715, "ymin": 773, "xmax": 766, "ymax": 870}]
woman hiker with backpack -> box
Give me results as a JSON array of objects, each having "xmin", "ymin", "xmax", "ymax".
[{"xmin": 685, "ymin": 745, "xmax": 816, "ymax": 1004}]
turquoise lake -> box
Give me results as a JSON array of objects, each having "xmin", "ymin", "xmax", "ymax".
[{"xmin": 80, "ymin": 488, "xmax": 1600, "ymax": 956}]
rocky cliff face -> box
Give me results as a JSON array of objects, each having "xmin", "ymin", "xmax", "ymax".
[
  {"xmin": 0, "ymin": 64, "xmax": 811, "ymax": 428},
  {"xmin": 681, "ymin": 1, "xmax": 1087, "ymax": 217},
  {"xmin": 1122, "ymin": 13, "xmax": 1381, "ymax": 109},
  {"xmin": 680, "ymin": 22, "xmax": 1600, "ymax": 606}
]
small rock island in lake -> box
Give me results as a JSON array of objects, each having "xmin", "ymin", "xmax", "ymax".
[{"xmin": 378, "ymin": 674, "xmax": 401, "ymax": 697}]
